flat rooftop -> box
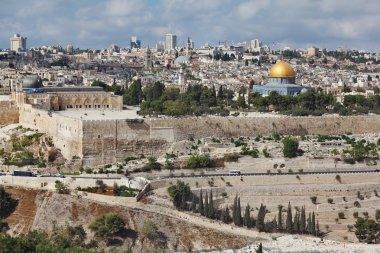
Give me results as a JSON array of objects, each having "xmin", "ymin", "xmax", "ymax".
[{"xmin": 55, "ymin": 109, "xmax": 142, "ymax": 120}]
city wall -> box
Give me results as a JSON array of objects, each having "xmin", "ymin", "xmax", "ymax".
[
  {"xmin": 15, "ymin": 105, "xmax": 380, "ymax": 167},
  {"xmin": 147, "ymin": 116, "xmax": 380, "ymax": 140},
  {"xmin": 19, "ymin": 104, "xmax": 83, "ymax": 160},
  {"xmin": 81, "ymin": 119, "xmax": 170, "ymax": 166},
  {"xmin": 0, "ymin": 100, "xmax": 19, "ymax": 126},
  {"xmin": 80, "ymin": 115, "xmax": 380, "ymax": 166}
]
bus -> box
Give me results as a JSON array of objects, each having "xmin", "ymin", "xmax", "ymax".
[
  {"xmin": 229, "ymin": 170, "xmax": 241, "ymax": 176},
  {"xmin": 13, "ymin": 171, "xmax": 34, "ymax": 177}
]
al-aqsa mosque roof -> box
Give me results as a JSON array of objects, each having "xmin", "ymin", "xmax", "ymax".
[{"xmin": 268, "ymin": 61, "xmax": 296, "ymax": 78}]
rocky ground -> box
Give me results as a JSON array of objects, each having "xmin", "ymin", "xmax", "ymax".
[
  {"xmin": 210, "ymin": 235, "xmax": 380, "ymax": 253},
  {"xmin": 4, "ymin": 186, "xmax": 253, "ymax": 253}
]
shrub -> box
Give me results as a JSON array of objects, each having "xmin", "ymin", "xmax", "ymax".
[
  {"xmin": 335, "ymin": 175, "xmax": 341, "ymax": 183},
  {"xmin": 338, "ymin": 212, "xmax": 345, "ymax": 219},
  {"xmin": 353, "ymin": 211, "xmax": 359, "ymax": 218},
  {"xmin": 89, "ymin": 213, "xmax": 125, "ymax": 242},
  {"xmin": 55, "ymin": 181, "xmax": 70, "ymax": 194},
  {"xmin": 310, "ymin": 196, "xmax": 317, "ymax": 204},
  {"xmin": 328, "ymin": 198, "xmax": 334, "ymax": 204},
  {"xmin": 142, "ymin": 220, "xmax": 159, "ymax": 240},
  {"xmin": 282, "ymin": 137, "xmax": 300, "ymax": 158},
  {"xmin": 262, "ymin": 148, "xmax": 271, "ymax": 158},
  {"xmin": 187, "ymin": 154, "xmax": 211, "ymax": 169},
  {"xmin": 362, "ymin": 212, "xmax": 369, "ymax": 219},
  {"xmin": 224, "ymin": 153, "xmax": 240, "ymax": 162},
  {"xmin": 376, "ymin": 210, "xmax": 380, "ymax": 221},
  {"xmin": 0, "ymin": 186, "xmax": 18, "ymax": 219}
]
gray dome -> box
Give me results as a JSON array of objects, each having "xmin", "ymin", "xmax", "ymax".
[{"xmin": 22, "ymin": 76, "xmax": 39, "ymax": 89}]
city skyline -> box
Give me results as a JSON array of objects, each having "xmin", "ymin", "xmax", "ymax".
[{"xmin": 0, "ymin": 0, "xmax": 379, "ymax": 51}]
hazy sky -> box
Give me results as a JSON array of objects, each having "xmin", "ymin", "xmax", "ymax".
[{"xmin": 1, "ymin": 0, "xmax": 379, "ymax": 51}]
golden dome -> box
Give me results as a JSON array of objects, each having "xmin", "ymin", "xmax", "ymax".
[{"xmin": 268, "ymin": 61, "xmax": 296, "ymax": 78}]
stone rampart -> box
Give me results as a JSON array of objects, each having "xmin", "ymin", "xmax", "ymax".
[
  {"xmin": 16, "ymin": 105, "xmax": 380, "ymax": 167},
  {"xmin": 148, "ymin": 115, "xmax": 380, "ymax": 140},
  {"xmin": 0, "ymin": 100, "xmax": 19, "ymax": 126},
  {"xmin": 19, "ymin": 104, "xmax": 83, "ymax": 160},
  {"xmin": 81, "ymin": 119, "xmax": 170, "ymax": 166}
]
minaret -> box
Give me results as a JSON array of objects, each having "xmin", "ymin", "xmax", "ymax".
[
  {"xmin": 178, "ymin": 64, "xmax": 186, "ymax": 86},
  {"xmin": 186, "ymin": 37, "xmax": 192, "ymax": 56},
  {"xmin": 145, "ymin": 47, "xmax": 152, "ymax": 69}
]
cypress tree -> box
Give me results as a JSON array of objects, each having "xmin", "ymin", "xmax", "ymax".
[
  {"xmin": 286, "ymin": 202, "xmax": 293, "ymax": 233},
  {"xmin": 217, "ymin": 85, "xmax": 224, "ymax": 100},
  {"xmin": 244, "ymin": 204, "xmax": 251, "ymax": 227},
  {"xmin": 316, "ymin": 220, "xmax": 320, "ymax": 236},
  {"xmin": 236, "ymin": 197, "xmax": 242, "ymax": 226},
  {"xmin": 232, "ymin": 194, "xmax": 237, "ymax": 224},
  {"xmin": 307, "ymin": 213, "xmax": 312, "ymax": 234},
  {"xmin": 311, "ymin": 211, "xmax": 316, "ymax": 236},
  {"xmin": 293, "ymin": 211, "xmax": 300, "ymax": 233},
  {"xmin": 204, "ymin": 191, "xmax": 209, "ymax": 218},
  {"xmin": 277, "ymin": 205, "xmax": 283, "ymax": 231},
  {"xmin": 180, "ymin": 192, "xmax": 187, "ymax": 210},
  {"xmin": 209, "ymin": 191, "xmax": 214, "ymax": 219},
  {"xmin": 256, "ymin": 243, "xmax": 263, "ymax": 253},
  {"xmin": 222, "ymin": 205, "xmax": 232, "ymax": 223},
  {"xmin": 256, "ymin": 204, "xmax": 266, "ymax": 232},
  {"xmin": 300, "ymin": 206, "xmax": 306, "ymax": 233},
  {"xmin": 199, "ymin": 190, "xmax": 204, "ymax": 216},
  {"xmin": 191, "ymin": 194, "xmax": 196, "ymax": 212}
]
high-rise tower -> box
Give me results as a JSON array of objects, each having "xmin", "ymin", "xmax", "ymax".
[{"xmin": 10, "ymin": 34, "xmax": 27, "ymax": 51}]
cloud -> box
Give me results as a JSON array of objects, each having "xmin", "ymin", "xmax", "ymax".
[{"xmin": 0, "ymin": 0, "xmax": 379, "ymax": 51}]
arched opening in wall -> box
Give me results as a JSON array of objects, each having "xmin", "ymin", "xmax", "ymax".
[
  {"xmin": 84, "ymin": 97, "xmax": 92, "ymax": 109},
  {"xmin": 102, "ymin": 98, "xmax": 110, "ymax": 109},
  {"xmin": 94, "ymin": 97, "xmax": 101, "ymax": 109},
  {"xmin": 74, "ymin": 98, "xmax": 82, "ymax": 109}
]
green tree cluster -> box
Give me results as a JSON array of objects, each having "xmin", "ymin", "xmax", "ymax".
[
  {"xmin": 354, "ymin": 217, "xmax": 380, "ymax": 243},
  {"xmin": 0, "ymin": 224, "xmax": 102, "ymax": 253},
  {"xmin": 89, "ymin": 213, "xmax": 125, "ymax": 243},
  {"xmin": 282, "ymin": 137, "xmax": 300, "ymax": 158},
  {"xmin": 186, "ymin": 154, "xmax": 211, "ymax": 169},
  {"xmin": 167, "ymin": 180, "xmax": 191, "ymax": 210}
]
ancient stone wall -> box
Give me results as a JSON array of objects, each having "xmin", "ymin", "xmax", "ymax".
[
  {"xmin": 16, "ymin": 106, "xmax": 380, "ymax": 167},
  {"xmin": 81, "ymin": 119, "xmax": 170, "ymax": 166},
  {"xmin": 19, "ymin": 104, "xmax": 83, "ymax": 160},
  {"xmin": 148, "ymin": 115, "xmax": 380, "ymax": 140},
  {"xmin": 0, "ymin": 100, "xmax": 19, "ymax": 126}
]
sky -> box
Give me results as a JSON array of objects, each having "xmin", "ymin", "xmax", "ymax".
[{"xmin": 1, "ymin": 0, "xmax": 379, "ymax": 52}]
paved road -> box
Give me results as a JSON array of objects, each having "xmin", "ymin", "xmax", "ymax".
[{"xmin": 165, "ymin": 168, "xmax": 380, "ymax": 179}]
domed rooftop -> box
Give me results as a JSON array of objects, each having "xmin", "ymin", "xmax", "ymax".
[
  {"xmin": 268, "ymin": 61, "xmax": 296, "ymax": 78},
  {"xmin": 22, "ymin": 76, "xmax": 39, "ymax": 89}
]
